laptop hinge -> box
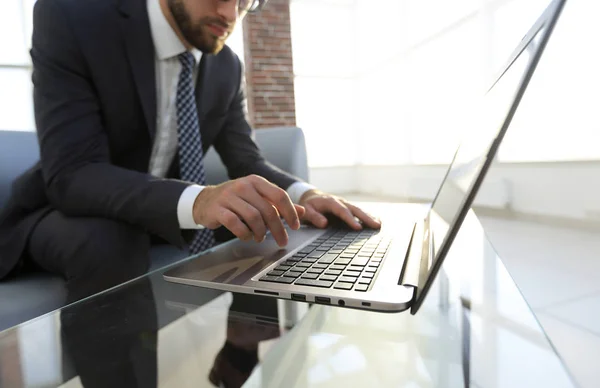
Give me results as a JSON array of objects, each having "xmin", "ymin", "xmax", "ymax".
[{"xmin": 399, "ymin": 217, "xmax": 430, "ymax": 288}]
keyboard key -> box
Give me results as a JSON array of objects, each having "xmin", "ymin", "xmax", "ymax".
[
  {"xmin": 315, "ymin": 247, "xmax": 329, "ymax": 251},
  {"xmin": 371, "ymin": 258, "xmax": 382, "ymax": 263},
  {"xmin": 345, "ymin": 267, "xmax": 362, "ymax": 273},
  {"xmin": 364, "ymin": 268, "xmax": 377, "ymax": 273},
  {"xmin": 330, "ymin": 264, "xmax": 347, "ymax": 270},
  {"xmin": 260, "ymin": 275, "xmax": 279, "ymax": 282},
  {"xmin": 329, "ymin": 249, "xmax": 343, "ymax": 254},
  {"xmin": 301, "ymin": 273, "xmax": 319, "ymax": 280},
  {"xmin": 342, "ymin": 272, "xmax": 360, "ymax": 278},
  {"xmin": 368, "ymin": 262, "xmax": 380, "ymax": 268},
  {"xmin": 285, "ymin": 271, "xmax": 303, "ymax": 278},
  {"xmin": 333, "ymin": 282, "xmax": 353, "ymax": 290},
  {"xmin": 287, "ymin": 256, "xmax": 303, "ymax": 262},
  {"xmin": 308, "ymin": 251, "xmax": 325, "ymax": 259},
  {"xmin": 354, "ymin": 283, "xmax": 369, "ymax": 292},
  {"xmin": 297, "ymin": 248, "xmax": 315, "ymax": 255},
  {"xmin": 361, "ymin": 272, "xmax": 375, "ymax": 279},
  {"xmin": 334, "ymin": 257, "xmax": 352, "ymax": 265},
  {"xmin": 285, "ymin": 260, "xmax": 298, "ymax": 266},
  {"xmin": 272, "ymin": 277, "xmax": 294, "ymax": 284},
  {"xmin": 294, "ymin": 279, "xmax": 334, "ymax": 288},
  {"xmin": 325, "ymin": 269, "xmax": 342, "ymax": 276},
  {"xmin": 339, "ymin": 253, "xmax": 356, "ymax": 259},
  {"xmin": 295, "ymin": 262, "xmax": 311, "ymax": 269},
  {"xmin": 301, "ymin": 258, "xmax": 318, "ymax": 264},
  {"xmin": 318, "ymin": 254, "xmax": 338, "ymax": 264},
  {"xmin": 313, "ymin": 263, "xmax": 329, "ymax": 270},
  {"xmin": 268, "ymin": 270, "xmax": 285, "ymax": 276},
  {"xmin": 350, "ymin": 257, "xmax": 369, "ymax": 266},
  {"xmin": 358, "ymin": 277, "xmax": 372, "ymax": 284},
  {"xmin": 334, "ymin": 258, "xmax": 352, "ymax": 265},
  {"xmin": 275, "ymin": 265, "xmax": 292, "ymax": 271},
  {"xmin": 320, "ymin": 274, "xmax": 338, "ymax": 282},
  {"xmin": 339, "ymin": 276, "xmax": 357, "ymax": 283},
  {"xmin": 307, "ymin": 268, "xmax": 324, "ymax": 274}
]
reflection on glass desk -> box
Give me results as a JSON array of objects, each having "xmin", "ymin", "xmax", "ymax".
[{"xmin": 0, "ymin": 203, "xmax": 576, "ymax": 388}]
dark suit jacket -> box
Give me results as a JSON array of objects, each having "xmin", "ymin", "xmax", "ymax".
[{"xmin": 0, "ymin": 0, "xmax": 300, "ymax": 278}]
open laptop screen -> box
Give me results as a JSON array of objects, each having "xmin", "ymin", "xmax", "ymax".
[
  {"xmin": 410, "ymin": 0, "xmax": 565, "ymax": 313},
  {"xmin": 429, "ymin": 28, "xmax": 543, "ymax": 253}
]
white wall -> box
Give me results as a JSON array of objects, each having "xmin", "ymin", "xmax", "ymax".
[{"xmin": 310, "ymin": 163, "xmax": 600, "ymax": 225}]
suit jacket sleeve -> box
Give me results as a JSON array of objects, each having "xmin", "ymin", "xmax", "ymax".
[
  {"xmin": 212, "ymin": 55, "xmax": 301, "ymax": 190},
  {"xmin": 30, "ymin": 0, "xmax": 188, "ymax": 247}
]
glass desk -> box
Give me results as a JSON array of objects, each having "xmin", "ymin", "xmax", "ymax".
[{"xmin": 0, "ymin": 203, "xmax": 576, "ymax": 388}]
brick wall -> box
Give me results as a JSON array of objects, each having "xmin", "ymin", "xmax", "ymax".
[{"xmin": 242, "ymin": 0, "xmax": 296, "ymax": 128}]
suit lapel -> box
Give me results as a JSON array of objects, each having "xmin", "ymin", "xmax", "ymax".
[
  {"xmin": 117, "ymin": 0, "xmax": 157, "ymax": 141},
  {"xmin": 196, "ymin": 54, "xmax": 217, "ymax": 122}
]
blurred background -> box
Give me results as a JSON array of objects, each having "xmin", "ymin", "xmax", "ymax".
[{"xmin": 1, "ymin": 0, "xmax": 600, "ymax": 386}]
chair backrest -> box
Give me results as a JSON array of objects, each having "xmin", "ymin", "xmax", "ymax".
[
  {"xmin": 204, "ymin": 126, "xmax": 310, "ymax": 184},
  {"xmin": 0, "ymin": 126, "xmax": 309, "ymax": 207},
  {"xmin": 0, "ymin": 130, "xmax": 40, "ymax": 207}
]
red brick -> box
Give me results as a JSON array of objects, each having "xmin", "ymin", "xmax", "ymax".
[{"xmin": 242, "ymin": 0, "xmax": 296, "ymax": 128}]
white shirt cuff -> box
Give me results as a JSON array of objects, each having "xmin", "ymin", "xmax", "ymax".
[
  {"xmin": 287, "ymin": 181, "xmax": 317, "ymax": 204},
  {"xmin": 177, "ymin": 185, "xmax": 207, "ymax": 229}
]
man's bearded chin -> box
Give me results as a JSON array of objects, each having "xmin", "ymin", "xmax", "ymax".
[
  {"xmin": 168, "ymin": 0, "xmax": 228, "ymax": 54},
  {"xmin": 184, "ymin": 22, "xmax": 226, "ymax": 54}
]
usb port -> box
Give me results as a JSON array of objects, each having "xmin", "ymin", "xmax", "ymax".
[
  {"xmin": 315, "ymin": 296, "xmax": 331, "ymax": 304},
  {"xmin": 291, "ymin": 293, "xmax": 306, "ymax": 301}
]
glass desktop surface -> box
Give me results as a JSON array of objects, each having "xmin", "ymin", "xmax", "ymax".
[{"xmin": 0, "ymin": 203, "xmax": 575, "ymax": 388}]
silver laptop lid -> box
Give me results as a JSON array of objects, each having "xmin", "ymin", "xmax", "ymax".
[{"xmin": 410, "ymin": 0, "xmax": 566, "ymax": 314}]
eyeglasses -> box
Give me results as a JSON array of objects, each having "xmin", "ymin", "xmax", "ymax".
[{"xmin": 238, "ymin": 0, "xmax": 267, "ymax": 14}]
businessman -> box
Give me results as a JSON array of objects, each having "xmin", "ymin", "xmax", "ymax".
[{"xmin": 0, "ymin": 0, "xmax": 380, "ymax": 301}]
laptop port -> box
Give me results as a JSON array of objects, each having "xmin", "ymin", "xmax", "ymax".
[
  {"xmin": 361, "ymin": 302, "xmax": 371, "ymax": 307},
  {"xmin": 315, "ymin": 296, "xmax": 331, "ymax": 304},
  {"xmin": 254, "ymin": 290, "xmax": 278, "ymax": 296},
  {"xmin": 291, "ymin": 293, "xmax": 306, "ymax": 301},
  {"xmin": 338, "ymin": 300, "xmax": 345, "ymax": 307}
]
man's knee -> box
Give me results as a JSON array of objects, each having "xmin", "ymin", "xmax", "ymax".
[
  {"xmin": 70, "ymin": 218, "xmax": 151, "ymax": 280},
  {"xmin": 29, "ymin": 212, "xmax": 151, "ymax": 285}
]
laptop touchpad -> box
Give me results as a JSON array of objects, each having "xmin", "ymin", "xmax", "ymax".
[{"xmin": 165, "ymin": 226, "xmax": 325, "ymax": 286}]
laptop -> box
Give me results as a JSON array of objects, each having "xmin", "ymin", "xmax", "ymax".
[{"xmin": 164, "ymin": 0, "xmax": 565, "ymax": 314}]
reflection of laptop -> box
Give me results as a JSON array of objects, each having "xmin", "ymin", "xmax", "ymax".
[{"xmin": 164, "ymin": 0, "xmax": 565, "ymax": 314}]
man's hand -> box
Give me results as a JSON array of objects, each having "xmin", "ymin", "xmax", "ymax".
[
  {"xmin": 299, "ymin": 189, "xmax": 381, "ymax": 230},
  {"xmin": 192, "ymin": 175, "xmax": 305, "ymax": 247}
]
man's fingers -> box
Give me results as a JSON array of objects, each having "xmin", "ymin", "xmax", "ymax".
[
  {"xmin": 250, "ymin": 177, "xmax": 300, "ymax": 230},
  {"xmin": 227, "ymin": 196, "xmax": 268, "ymax": 242},
  {"xmin": 325, "ymin": 199, "xmax": 362, "ymax": 230},
  {"xmin": 303, "ymin": 205, "xmax": 328, "ymax": 228},
  {"xmin": 239, "ymin": 187, "xmax": 289, "ymax": 247},
  {"xmin": 344, "ymin": 202, "xmax": 382, "ymax": 229},
  {"xmin": 294, "ymin": 204, "xmax": 306, "ymax": 219},
  {"xmin": 217, "ymin": 208, "xmax": 253, "ymax": 242}
]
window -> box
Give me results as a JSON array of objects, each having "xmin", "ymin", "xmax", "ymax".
[
  {"xmin": 292, "ymin": 0, "xmax": 596, "ymax": 167},
  {"xmin": 0, "ymin": 0, "xmax": 35, "ymax": 131}
]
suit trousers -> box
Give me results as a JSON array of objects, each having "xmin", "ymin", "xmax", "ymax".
[{"xmin": 26, "ymin": 210, "xmax": 153, "ymax": 303}]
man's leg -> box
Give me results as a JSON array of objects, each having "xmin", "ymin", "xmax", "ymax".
[
  {"xmin": 27, "ymin": 210, "xmax": 152, "ymax": 303},
  {"xmin": 27, "ymin": 211, "xmax": 158, "ymax": 388}
]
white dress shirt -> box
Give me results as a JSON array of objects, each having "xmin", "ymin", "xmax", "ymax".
[{"xmin": 146, "ymin": 0, "xmax": 315, "ymax": 229}]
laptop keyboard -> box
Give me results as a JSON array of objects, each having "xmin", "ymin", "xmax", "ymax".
[{"xmin": 259, "ymin": 229, "xmax": 391, "ymax": 292}]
